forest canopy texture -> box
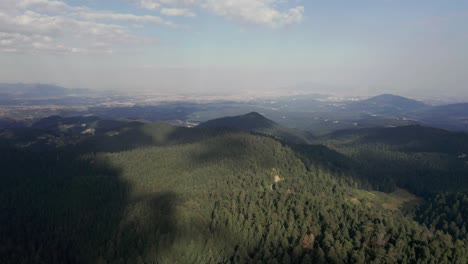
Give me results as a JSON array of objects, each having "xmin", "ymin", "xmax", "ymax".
[{"xmin": 0, "ymin": 117, "xmax": 467, "ymax": 263}]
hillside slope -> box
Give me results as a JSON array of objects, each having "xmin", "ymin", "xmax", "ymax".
[
  {"xmin": 318, "ymin": 125, "xmax": 468, "ymax": 193},
  {"xmin": 412, "ymin": 103, "xmax": 468, "ymax": 130},
  {"xmin": 1, "ymin": 119, "xmax": 467, "ymax": 263},
  {"xmin": 198, "ymin": 112, "xmax": 314, "ymax": 144}
]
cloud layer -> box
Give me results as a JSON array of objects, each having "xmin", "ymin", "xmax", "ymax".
[
  {"xmin": 0, "ymin": 0, "xmax": 304, "ymax": 55},
  {"xmin": 0, "ymin": 0, "xmax": 173, "ymax": 54},
  {"xmin": 138, "ymin": 0, "xmax": 305, "ymax": 27}
]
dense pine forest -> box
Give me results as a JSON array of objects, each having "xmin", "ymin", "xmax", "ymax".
[{"xmin": 1, "ymin": 117, "xmax": 467, "ymax": 263}]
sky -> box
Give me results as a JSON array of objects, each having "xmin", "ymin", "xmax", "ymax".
[{"xmin": 0, "ymin": 0, "xmax": 467, "ymax": 97}]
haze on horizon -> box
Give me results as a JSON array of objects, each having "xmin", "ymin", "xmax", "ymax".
[{"xmin": 0, "ymin": 0, "xmax": 467, "ymax": 98}]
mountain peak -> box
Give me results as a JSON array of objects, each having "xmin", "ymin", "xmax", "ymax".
[
  {"xmin": 366, "ymin": 94, "xmax": 424, "ymax": 105},
  {"xmin": 198, "ymin": 112, "xmax": 313, "ymax": 144},
  {"xmin": 368, "ymin": 94, "xmax": 407, "ymax": 101},
  {"xmin": 244, "ymin": 112, "xmax": 265, "ymax": 118},
  {"xmin": 241, "ymin": 112, "xmax": 273, "ymax": 122},
  {"xmin": 348, "ymin": 94, "xmax": 427, "ymax": 112},
  {"xmin": 198, "ymin": 112, "xmax": 276, "ymax": 131}
]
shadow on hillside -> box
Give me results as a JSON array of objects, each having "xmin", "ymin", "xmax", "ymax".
[
  {"xmin": 289, "ymin": 143, "xmax": 383, "ymax": 189},
  {"xmin": 0, "ymin": 145, "xmax": 179, "ymax": 263},
  {"xmin": 136, "ymin": 125, "xmax": 243, "ymax": 147},
  {"xmin": 189, "ymin": 136, "xmax": 252, "ymax": 164},
  {"xmin": 78, "ymin": 122, "xmax": 155, "ymax": 153},
  {"xmin": 111, "ymin": 191, "xmax": 180, "ymax": 262}
]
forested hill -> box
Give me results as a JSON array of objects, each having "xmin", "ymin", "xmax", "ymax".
[
  {"xmin": 198, "ymin": 112, "xmax": 314, "ymax": 144},
  {"xmin": 412, "ymin": 102, "xmax": 468, "ymax": 131},
  {"xmin": 347, "ymin": 94, "xmax": 427, "ymax": 113},
  {"xmin": 1, "ymin": 117, "xmax": 467, "ymax": 263},
  {"xmin": 317, "ymin": 125, "xmax": 468, "ymax": 194},
  {"xmin": 198, "ymin": 112, "xmax": 276, "ymax": 130},
  {"xmin": 322, "ymin": 125, "xmax": 468, "ymax": 154}
]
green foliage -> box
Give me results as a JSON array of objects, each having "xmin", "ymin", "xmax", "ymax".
[
  {"xmin": 1, "ymin": 121, "xmax": 467, "ymax": 263},
  {"xmin": 417, "ymin": 192, "xmax": 468, "ymax": 240},
  {"xmin": 318, "ymin": 125, "xmax": 468, "ymax": 194},
  {"xmin": 198, "ymin": 112, "xmax": 314, "ymax": 144}
]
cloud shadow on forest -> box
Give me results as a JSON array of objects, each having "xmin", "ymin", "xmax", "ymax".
[{"xmin": 0, "ymin": 143, "xmax": 180, "ymax": 263}]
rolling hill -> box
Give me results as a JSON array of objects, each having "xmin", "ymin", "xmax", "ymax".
[
  {"xmin": 359, "ymin": 94, "xmax": 426, "ymax": 109},
  {"xmin": 317, "ymin": 125, "xmax": 468, "ymax": 193},
  {"xmin": 1, "ymin": 114, "xmax": 468, "ymax": 263},
  {"xmin": 198, "ymin": 112, "xmax": 314, "ymax": 144},
  {"xmin": 345, "ymin": 94, "xmax": 427, "ymax": 114},
  {"xmin": 412, "ymin": 102, "xmax": 468, "ymax": 130}
]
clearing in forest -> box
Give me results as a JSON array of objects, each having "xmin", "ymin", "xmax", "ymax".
[{"xmin": 351, "ymin": 188, "xmax": 422, "ymax": 211}]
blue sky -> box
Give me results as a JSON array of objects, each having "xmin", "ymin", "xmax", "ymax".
[{"xmin": 0, "ymin": 0, "xmax": 467, "ymax": 97}]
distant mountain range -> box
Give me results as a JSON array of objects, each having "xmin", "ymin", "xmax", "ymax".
[
  {"xmin": 322, "ymin": 125, "xmax": 468, "ymax": 154},
  {"xmin": 1, "ymin": 83, "xmax": 467, "ymax": 132},
  {"xmin": 346, "ymin": 94, "xmax": 428, "ymax": 113},
  {"xmin": 343, "ymin": 94, "xmax": 468, "ymax": 129},
  {"xmin": 0, "ymin": 83, "xmax": 90, "ymax": 98},
  {"xmin": 412, "ymin": 102, "xmax": 468, "ymax": 130},
  {"xmin": 362, "ymin": 94, "xmax": 468, "ymax": 131}
]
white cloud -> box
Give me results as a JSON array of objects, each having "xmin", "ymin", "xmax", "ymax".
[
  {"xmin": 18, "ymin": 0, "xmax": 70, "ymax": 11},
  {"xmin": 282, "ymin": 6, "xmax": 305, "ymax": 25},
  {"xmin": 80, "ymin": 12, "xmax": 177, "ymax": 27},
  {"xmin": 0, "ymin": 0, "xmax": 173, "ymax": 54},
  {"xmin": 139, "ymin": 0, "xmax": 161, "ymax": 10},
  {"xmin": 0, "ymin": 0, "xmax": 305, "ymax": 55},
  {"xmin": 0, "ymin": 31, "xmax": 100, "ymax": 54},
  {"xmin": 137, "ymin": 0, "xmax": 304, "ymax": 27},
  {"xmin": 160, "ymin": 8, "xmax": 196, "ymax": 17}
]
